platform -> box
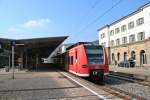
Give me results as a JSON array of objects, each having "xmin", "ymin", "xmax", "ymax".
[
  {"xmin": 109, "ymin": 65, "xmax": 150, "ymax": 81},
  {"xmin": 0, "ymin": 67, "xmax": 100, "ymax": 100}
]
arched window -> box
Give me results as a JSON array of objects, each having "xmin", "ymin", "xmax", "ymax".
[
  {"xmin": 124, "ymin": 52, "xmax": 127, "ymax": 61},
  {"xmin": 117, "ymin": 53, "xmax": 120, "ymax": 61},
  {"xmin": 131, "ymin": 51, "xmax": 136, "ymax": 60},
  {"xmin": 112, "ymin": 53, "xmax": 115, "ymax": 61},
  {"xmin": 140, "ymin": 50, "xmax": 147, "ymax": 65}
]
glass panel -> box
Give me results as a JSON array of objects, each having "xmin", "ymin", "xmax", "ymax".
[{"xmin": 85, "ymin": 46, "xmax": 104, "ymax": 65}]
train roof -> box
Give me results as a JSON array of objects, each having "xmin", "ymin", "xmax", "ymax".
[
  {"xmin": 52, "ymin": 42, "xmax": 104, "ymax": 58},
  {"xmin": 66, "ymin": 42, "xmax": 101, "ymax": 50}
]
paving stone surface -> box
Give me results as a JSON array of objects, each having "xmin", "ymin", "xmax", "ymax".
[{"xmin": 0, "ymin": 70, "xmax": 99, "ymax": 100}]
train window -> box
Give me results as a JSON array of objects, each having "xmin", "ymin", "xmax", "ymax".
[
  {"xmin": 68, "ymin": 56, "xmax": 70, "ymax": 64},
  {"xmin": 75, "ymin": 50, "xmax": 77, "ymax": 59},
  {"xmin": 65, "ymin": 56, "xmax": 67, "ymax": 64},
  {"xmin": 85, "ymin": 46, "xmax": 104, "ymax": 65},
  {"xmin": 71, "ymin": 56, "xmax": 73, "ymax": 65}
]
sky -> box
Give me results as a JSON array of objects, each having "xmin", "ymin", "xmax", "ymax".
[{"xmin": 0, "ymin": 0, "xmax": 150, "ymax": 43}]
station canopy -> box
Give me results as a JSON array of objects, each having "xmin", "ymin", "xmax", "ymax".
[{"xmin": 0, "ymin": 36, "xmax": 68, "ymax": 58}]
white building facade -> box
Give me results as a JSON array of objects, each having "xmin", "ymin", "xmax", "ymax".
[{"xmin": 98, "ymin": 2, "xmax": 150, "ymax": 67}]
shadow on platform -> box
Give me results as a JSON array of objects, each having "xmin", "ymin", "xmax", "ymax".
[{"xmin": 28, "ymin": 63, "xmax": 60, "ymax": 72}]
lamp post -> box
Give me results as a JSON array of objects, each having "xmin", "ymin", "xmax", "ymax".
[
  {"xmin": 11, "ymin": 41, "xmax": 16, "ymax": 79},
  {"xmin": 12, "ymin": 45, "xmax": 15, "ymax": 79},
  {"xmin": 9, "ymin": 55, "xmax": 10, "ymax": 71},
  {"xmin": 11, "ymin": 41, "xmax": 25, "ymax": 79}
]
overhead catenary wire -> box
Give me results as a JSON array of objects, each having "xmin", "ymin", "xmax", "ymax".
[
  {"xmin": 69, "ymin": 0, "xmax": 102, "ymax": 42},
  {"xmin": 76, "ymin": 0, "xmax": 123, "ymax": 35},
  {"xmin": 68, "ymin": 0, "xmax": 123, "ymax": 43},
  {"xmin": 79, "ymin": 0, "xmax": 102, "ymax": 23},
  {"xmin": 73, "ymin": 0, "xmax": 102, "ymax": 30}
]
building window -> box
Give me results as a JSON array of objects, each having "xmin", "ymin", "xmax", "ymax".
[
  {"xmin": 128, "ymin": 21, "xmax": 134, "ymax": 29},
  {"xmin": 75, "ymin": 49, "xmax": 77, "ymax": 59},
  {"xmin": 115, "ymin": 28, "xmax": 120, "ymax": 34},
  {"xmin": 110, "ymin": 30, "xmax": 114, "ymax": 36},
  {"xmin": 137, "ymin": 32, "xmax": 145, "ymax": 41},
  {"xmin": 101, "ymin": 42, "xmax": 106, "ymax": 46},
  {"xmin": 121, "ymin": 25, "xmax": 126, "ymax": 32},
  {"xmin": 136, "ymin": 17, "xmax": 144, "ymax": 26},
  {"xmin": 110, "ymin": 40, "xmax": 114, "ymax": 46},
  {"xmin": 124, "ymin": 52, "xmax": 127, "ymax": 61},
  {"xmin": 117, "ymin": 53, "xmax": 120, "ymax": 61},
  {"xmin": 116, "ymin": 38, "xmax": 120, "ymax": 45},
  {"xmin": 131, "ymin": 51, "xmax": 136, "ymax": 60},
  {"xmin": 112, "ymin": 53, "xmax": 115, "ymax": 62},
  {"xmin": 129, "ymin": 34, "xmax": 135, "ymax": 43},
  {"xmin": 122, "ymin": 37, "xmax": 127, "ymax": 44},
  {"xmin": 101, "ymin": 33, "xmax": 105, "ymax": 39},
  {"xmin": 140, "ymin": 50, "xmax": 147, "ymax": 65}
]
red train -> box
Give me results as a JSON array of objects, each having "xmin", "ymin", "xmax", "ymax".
[{"xmin": 53, "ymin": 42, "xmax": 109, "ymax": 82}]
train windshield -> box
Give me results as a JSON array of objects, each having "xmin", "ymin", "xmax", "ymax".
[{"xmin": 85, "ymin": 46, "xmax": 104, "ymax": 65}]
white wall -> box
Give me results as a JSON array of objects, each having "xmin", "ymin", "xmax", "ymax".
[
  {"xmin": 98, "ymin": 26, "xmax": 109, "ymax": 47},
  {"xmin": 98, "ymin": 4, "xmax": 150, "ymax": 47}
]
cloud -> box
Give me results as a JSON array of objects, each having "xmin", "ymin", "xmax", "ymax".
[
  {"xmin": 21, "ymin": 18, "xmax": 51, "ymax": 29},
  {"xmin": 7, "ymin": 18, "xmax": 52, "ymax": 34}
]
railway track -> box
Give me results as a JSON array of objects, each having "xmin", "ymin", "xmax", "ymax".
[
  {"xmin": 105, "ymin": 73, "xmax": 150, "ymax": 99},
  {"xmin": 108, "ymin": 72, "xmax": 150, "ymax": 87},
  {"xmin": 92, "ymin": 79, "xmax": 146, "ymax": 100},
  {"xmin": 61, "ymin": 71, "xmax": 146, "ymax": 100},
  {"xmin": 103, "ymin": 84, "xmax": 145, "ymax": 100}
]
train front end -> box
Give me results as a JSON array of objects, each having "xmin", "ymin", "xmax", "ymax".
[{"xmin": 84, "ymin": 45, "xmax": 109, "ymax": 82}]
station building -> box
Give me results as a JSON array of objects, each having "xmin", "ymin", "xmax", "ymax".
[{"xmin": 98, "ymin": 2, "xmax": 150, "ymax": 67}]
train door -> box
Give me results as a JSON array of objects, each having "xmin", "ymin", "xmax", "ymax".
[
  {"xmin": 75, "ymin": 49, "xmax": 78, "ymax": 73},
  {"xmin": 69, "ymin": 50, "xmax": 74, "ymax": 72}
]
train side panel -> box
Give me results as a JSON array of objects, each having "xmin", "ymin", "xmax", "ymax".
[
  {"xmin": 77, "ymin": 45, "xmax": 89, "ymax": 76},
  {"xmin": 68, "ymin": 48, "xmax": 75, "ymax": 73},
  {"xmin": 68, "ymin": 44, "xmax": 89, "ymax": 76}
]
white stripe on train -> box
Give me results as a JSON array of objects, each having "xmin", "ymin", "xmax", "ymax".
[{"xmin": 69, "ymin": 70, "xmax": 89, "ymax": 77}]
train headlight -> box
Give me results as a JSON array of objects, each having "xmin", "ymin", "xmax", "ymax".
[{"xmin": 92, "ymin": 71, "xmax": 98, "ymax": 75}]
